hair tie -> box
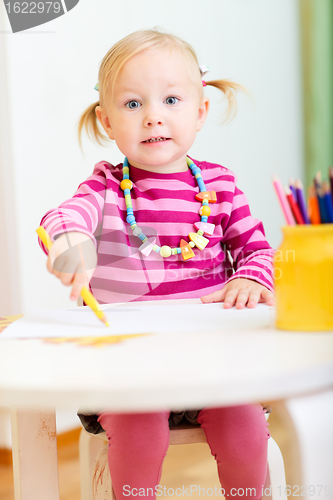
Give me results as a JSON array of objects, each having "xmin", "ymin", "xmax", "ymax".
[
  {"xmin": 94, "ymin": 83, "xmax": 99, "ymax": 91},
  {"xmin": 202, "ymin": 81, "xmax": 207, "ymax": 87}
]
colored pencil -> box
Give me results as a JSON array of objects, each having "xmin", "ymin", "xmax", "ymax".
[
  {"xmin": 308, "ymin": 186, "xmax": 321, "ymax": 224},
  {"xmin": 329, "ymin": 167, "xmax": 333, "ymax": 204},
  {"xmin": 313, "ymin": 173, "xmax": 329, "ymax": 223},
  {"xmin": 317, "ymin": 192, "xmax": 329, "ymax": 223},
  {"xmin": 323, "ymin": 181, "xmax": 333, "ymax": 223},
  {"xmin": 285, "ymin": 187, "xmax": 305, "ymax": 224},
  {"xmin": 289, "ymin": 178, "xmax": 297, "ymax": 201},
  {"xmin": 36, "ymin": 226, "xmax": 109, "ymax": 327},
  {"xmin": 295, "ymin": 179, "xmax": 310, "ymax": 224},
  {"xmin": 272, "ymin": 175, "xmax": 295, "ymax": 225},
  {"xmin": 313, "ymin": 171, "xmax": 322, "ymax": 199}
]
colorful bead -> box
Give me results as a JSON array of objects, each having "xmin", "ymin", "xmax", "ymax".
[
  {"xmin": 194, "ymin": 221, "xmax": 215, "ymax": 236},
  {"xmin": 123, "ymin": 156, "xmax": 213, "ymax": 260},
  {"xmin": 188, "ymin": 232, "xmax": 209, "ymax": 250},
  {"xmin": 126, "ymin": 215, "xmax": 136, "ymax": 224},
  {"xmin": 125, "ymin": 194, "xmax": 132, "ymax": 207},
  {"xmin": 195, "ymin": 191, "xmax": 217, "ymax": 203},
  {"xmin": 197, "ymin": 179, "xmax": 206, "ymax": 191},
  {"xmin": 120, "ymin": 179, "xmax": 133, "ymax": 191},
  {"xmin": 200, "ymin": 205, "xmax": 211, "ymax": 217},
  {"xmin": 160, "ymin": 246, "xmax": 172, "ymax": 258},
  {"xmin": 139, "ymin": 238, "xmax": 156, "ymax": 256},
  {"xmin": 180, "ymin": 239, "xmax": 195, "ymax": 260}
]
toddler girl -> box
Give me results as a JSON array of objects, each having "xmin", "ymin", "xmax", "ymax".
[{"xmin": 39, "ymin": 29, "xmax": 274, "ymax": 500}]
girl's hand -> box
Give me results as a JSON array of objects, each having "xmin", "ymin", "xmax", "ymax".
[
  {"xmin": 46, "ymin": 231, "xmax": 97, "ymax": 301},
  {"xmin": 200, "ymin": 278, "xmax": 275, "ymax": 309}
]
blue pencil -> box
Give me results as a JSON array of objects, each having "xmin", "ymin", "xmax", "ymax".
[
  {"xmin": 329, "ymin": 167, "xmax": 333, "ymax": 205},
  {"xmin": 317, "ymin": 192, "xmax": 329, "ymax": 223},
  {"xmin": 323, "ymin": 182, "xmax": 333, "ymax": 223},
  {"xmin": 314, "ymin": 172, "xmax": 329, "ymax": 223}
]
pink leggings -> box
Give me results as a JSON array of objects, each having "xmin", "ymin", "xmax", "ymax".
[{"xmin": 98, "ymin": 404, "xmax": 270, "ymax": 500}]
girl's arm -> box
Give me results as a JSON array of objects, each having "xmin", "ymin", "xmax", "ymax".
[
  {"xmin": 38, "ymin": 161, "xmax": 109, "ymax": 254},
  {"xmin": 38, "ymin": 162, "xmax": 109, "ymax": 300},
  {"xmin": 202, "ymin": 184, "xmax": 275, "ymax": 308},
  {"xmin": 46, "ymin": 231, "xmax": 97, "ymax": 301}
]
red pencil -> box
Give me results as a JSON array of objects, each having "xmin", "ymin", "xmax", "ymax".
[{"xmin": 285, "ymin": 187, "xmax": 305, "ymax": 224}]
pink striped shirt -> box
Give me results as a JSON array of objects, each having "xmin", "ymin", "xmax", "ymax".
[{"xmin": 39, "ymin": 158, "xmax": 274, "ymax": 304}]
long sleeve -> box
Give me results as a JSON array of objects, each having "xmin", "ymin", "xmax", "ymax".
[
  {"xmin": 222, "ymin": 185, "xmax": 275, "ymax": 292},
  {"xmin": 38, "ymin": 162, "xmax": 109, "ymax": 255}
]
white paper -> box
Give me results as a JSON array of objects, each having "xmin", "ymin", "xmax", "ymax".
[{"xmin": 0, "ymin": 303, "xmax": 274, "ymax": 340}]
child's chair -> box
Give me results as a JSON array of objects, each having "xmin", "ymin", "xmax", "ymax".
[{"xmin": 79, "ymin": 414, "xmax": 288, "ymax": 500}]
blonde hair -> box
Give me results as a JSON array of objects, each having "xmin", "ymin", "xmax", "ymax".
[{"xmin": 78, "ymin": 29, "xmax": 245, "ymax": 146}]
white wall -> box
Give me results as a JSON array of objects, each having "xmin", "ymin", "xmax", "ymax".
[
  {"xmin": 0, "ymin": 7, "xmax": 22, "ymax": 319},
  {"xmin": 0, "ymin": 0, "xmax": 304, "ymax": 440}
]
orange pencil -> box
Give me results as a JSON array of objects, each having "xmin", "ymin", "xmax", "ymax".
[{"xmin": 308, "ymin": 186, "xmax": 321, "ymax": 224}]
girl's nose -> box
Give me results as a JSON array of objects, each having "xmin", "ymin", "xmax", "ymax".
[
  {"xmin": 144, "ymin": 105, "xmax": 164, "ymax": 127},
  {"xmin": 145, "ymin": 118, "xmax": 163, "ymax": 127}
]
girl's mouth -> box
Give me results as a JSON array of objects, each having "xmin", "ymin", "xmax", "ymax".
[{"xmin": 142, "ymin": 137, "xmax": 170, "ymax": 143}]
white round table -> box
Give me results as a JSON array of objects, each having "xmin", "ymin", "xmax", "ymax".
[{"xmin": 1, "ymin": 300, "xmax": 333, "ymax": 500}]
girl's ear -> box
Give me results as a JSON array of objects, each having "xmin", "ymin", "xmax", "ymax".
[
  {"xmin": 95, "ymin": 106, "xmax": 115, "ymax": 140},
  {"xmin": 197, "ymin": 97, "xmax": 209, "ymax": 132}
]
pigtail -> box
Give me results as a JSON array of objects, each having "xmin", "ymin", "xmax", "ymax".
[
  {"xmin": 205, "ymin": 79, "xmax": 247, "ymax": 123},
  {"xmin": 77, "ymin": 101, "xmax": 109, "ymax": 148}
]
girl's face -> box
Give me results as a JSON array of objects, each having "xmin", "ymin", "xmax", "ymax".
[{"xmin": 96, "ymin": 47, "xmax": 209, "ymax": 173}]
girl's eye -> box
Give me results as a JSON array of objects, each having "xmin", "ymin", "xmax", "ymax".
[
  {"xmin": 165, "ymin": 96, "xmax": 179, "ymax": 105},
  {"xmin": 125, "ymin": 100, "xmax": 141, "ymax": 109}
]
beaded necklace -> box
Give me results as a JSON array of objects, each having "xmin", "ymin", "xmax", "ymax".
[{"xmin": 120, "ymin": 156, "xmax": 216, "ymax": 261}]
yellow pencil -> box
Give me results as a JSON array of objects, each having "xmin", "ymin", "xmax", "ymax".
[{"xmin": 36, "ymin": 226, "xmax": 109, "ymax": 327}]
